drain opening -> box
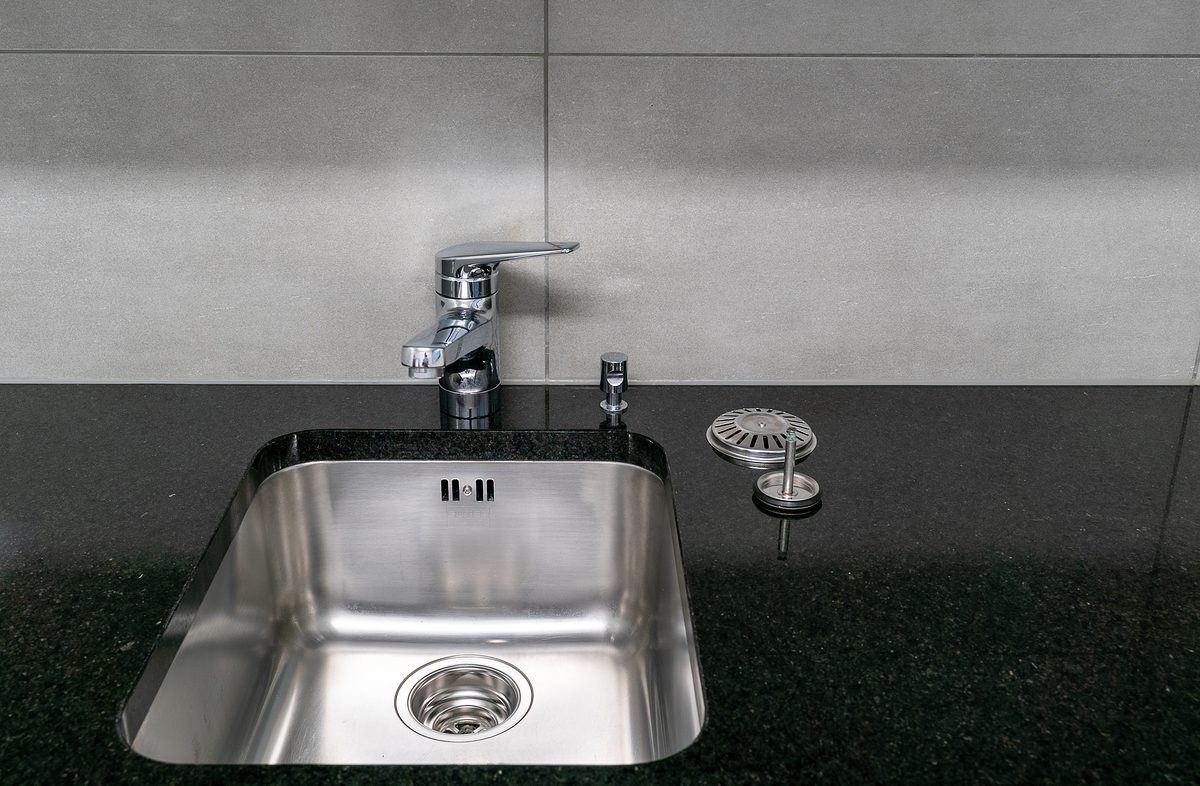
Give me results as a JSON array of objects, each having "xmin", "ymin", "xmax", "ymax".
[
  {"xmin": 396, "ymin": 656, "xmax": 532, "ymax": 742},
  {"xmin": 412, "ymin": 666, "xmax": 516, "ymax": 734}
]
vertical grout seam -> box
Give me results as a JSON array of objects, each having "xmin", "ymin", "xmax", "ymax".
[
  {"xmin": 542, "ymin": 0, "xmax": 551, "ymax": 382},
  {"xmin": 542, "ymin": 0, "xmax": 551, "ymax": 425}
]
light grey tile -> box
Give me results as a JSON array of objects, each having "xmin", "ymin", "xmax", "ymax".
[
  {"xmin": 548, "ymin": 57, "xmax": 1200, "ymax": 383},
  {"xmin": 1, "ymin": 1, "xmax": 542, "ymax": 52},
  {"xmin": 0, "ymin": 54, "xmax": 545, "ymax": 381},
  {"xmin": 550, "ymin": 1, "xmax": 1200, "ymax": 54}
]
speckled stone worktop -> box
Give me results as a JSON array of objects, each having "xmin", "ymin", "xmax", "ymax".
[{"xmin": 1, "ymin": 384, "xmax": 1196, "ymax": 784}]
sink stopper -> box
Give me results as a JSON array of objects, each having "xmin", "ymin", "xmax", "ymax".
[{"xmin": 752, "ymin": 430, "xmax": 821, "ymax": 515}]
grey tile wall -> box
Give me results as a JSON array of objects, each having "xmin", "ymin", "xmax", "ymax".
[
  {"xmin": 0, "ymin": 1, "xmax": 543, "ymax": 52},
  {"xmin": 547, "ymin": 57, "xmax": 1200, "ymax": 382},
  {"xmin": 1, "ymin": 3, "xmax": 1198, "ymax": 382},
  {"xmin": 549, "ymin": 1, "xmax": 1200, "ymax": 54},
  {"xmin": 0, "ymin": 54, "xmax": 545, "ymax": 380}
]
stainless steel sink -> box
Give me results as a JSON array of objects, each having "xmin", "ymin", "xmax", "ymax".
[{"xmin": 119, "ymin": 430, "xmax": 704, "ymax": 765}]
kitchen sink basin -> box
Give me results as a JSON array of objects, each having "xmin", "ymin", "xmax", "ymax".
[{"xmin": 119, "ymin": 430, "xmax": 704, "ymax": 765}]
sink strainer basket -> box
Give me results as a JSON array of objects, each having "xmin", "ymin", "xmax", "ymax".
[{"xmin": 705, "ymin": 408, "xmax": 816, "ymax": 470}]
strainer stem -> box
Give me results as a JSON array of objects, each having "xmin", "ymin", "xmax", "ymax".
[{"xmin": 782, "ymin": 431, "xmax": 797, "ymax": 496}]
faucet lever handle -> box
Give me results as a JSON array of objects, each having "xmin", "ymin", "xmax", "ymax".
[
  {"xmin": 437, "ymin": 240, "xmax": 579, "ymax": 276},
  {"xmin": 436, "ymin": 240, "xmax": 580, "ymax": 298}
]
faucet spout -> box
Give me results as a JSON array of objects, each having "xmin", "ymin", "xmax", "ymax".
[{"xmin": 401, "ymin": 309, "xmax": 495, "ymax": 377}]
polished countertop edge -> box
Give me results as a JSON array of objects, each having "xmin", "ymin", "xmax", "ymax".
[{"xmin": 0, "ymin": 378, "xmax": 1196, "ymax": 386}]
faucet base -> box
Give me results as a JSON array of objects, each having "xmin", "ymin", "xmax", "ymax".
[
  {"xmin": 441, "ymin": 410, "xmax": 501, "ymax": 430},
  {"xmin": 439, "ymin": 384, "xmax": 501, "ymax": 421}
]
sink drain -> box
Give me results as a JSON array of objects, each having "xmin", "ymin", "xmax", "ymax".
[{"xmin": 396, "ymin": 656, "xmax": 532, "ymax": 742}]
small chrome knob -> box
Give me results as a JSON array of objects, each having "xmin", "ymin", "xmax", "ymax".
[{"xmin": 600, "ymin": 352, "xmax": 629, "ymax": 415}]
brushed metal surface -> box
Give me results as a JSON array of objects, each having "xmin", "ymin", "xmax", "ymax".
[{"xmin": 118, "ymin": 446, "xmax": 704, "ymax": 765}]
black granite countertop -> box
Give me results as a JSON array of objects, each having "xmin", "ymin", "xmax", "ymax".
[{"xmin": 1, "ymin": 384, "xmax": 1196, "ymax": 784}]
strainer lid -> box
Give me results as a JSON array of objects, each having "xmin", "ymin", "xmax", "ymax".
[{"xmin": 706, "ymin": 407, "xmax": 816, "ymax": 469}]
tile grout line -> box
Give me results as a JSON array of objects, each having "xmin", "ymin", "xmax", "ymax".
[
  {"xmin": 542, "ymin": 0, "xmax": 551, "ymax": 426},
  {"xmin": 5, "ymin": 49, "xmax": 1200, "ymax": 59},
  {"xmin": 0, "ymin": 49, "xmax": 540, "ymax": 56},
  {"xmin": 542, "ymin": 0, "xmax": 549, "ymax": 393},
  {"xmin": 546, "ymin": 52, "xmax": 1200, "ymax": 59}
]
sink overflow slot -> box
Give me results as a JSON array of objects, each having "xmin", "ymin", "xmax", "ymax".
[{"xmin": 441, "ymin": 478, "xmax": 495, "ymax": 503}]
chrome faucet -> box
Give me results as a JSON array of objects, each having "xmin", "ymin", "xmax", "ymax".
[{"xmin": 401, "ymin": 240, "xmax": 580, "ymax": 420}]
